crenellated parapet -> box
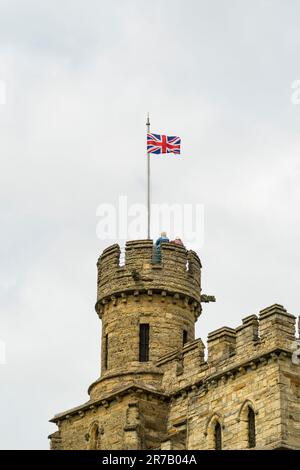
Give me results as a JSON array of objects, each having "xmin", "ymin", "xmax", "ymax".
[
  {"xmin": 207, "ymin": 304, "xmax": 297, "ymax": 365},
  {"xmin": 95, "ymin": 240, "xmax": 202, "ymax": 318},
  {"xmin": 155, "ymin": 304, "xmax": 298, "ymax": 393}
]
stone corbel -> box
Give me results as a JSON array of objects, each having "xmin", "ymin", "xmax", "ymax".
[
  {"xmin": 89, "ymin": 405, "xmax": 97, "ymax": 413},
  {"xmin": 259, "ymin": 357, "xmax": 268, "ymax": 366},
  {"xmin": 226, "ymin": 371, "xmax": 234, "ymax": 381},
  {"xmin": 269, "ymin": 352, "xmax": 279, "ymax": 362}
]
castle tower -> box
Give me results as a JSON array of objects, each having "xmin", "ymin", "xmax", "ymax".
[
  {"xmin": 88, "ymin": 240, "xmax": 201, "ymax": 400},
  {"xmin": 49, "ymin": 239, "xmax": 203, "ymax": 450}
]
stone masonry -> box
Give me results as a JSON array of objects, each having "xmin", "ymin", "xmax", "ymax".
[{"xmin": 49, "ymin": 240, "xmax": 300, "ymax": 450}]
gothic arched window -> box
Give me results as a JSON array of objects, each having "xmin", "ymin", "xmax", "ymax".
[
  {"xmin": 214, "ymin": 421, "xmax": 222, "ymax": 450},
  {"xmin": 88, "ymin": 423, "xmax": 99, "ymax": 450},
  {"xmin": 248, "ymin": 407, "xmax": 256, "ymax": 448}
]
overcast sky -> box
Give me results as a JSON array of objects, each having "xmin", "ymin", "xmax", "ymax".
[{"xmin": 1, "ymin": 0, "xmax": 300, "ymax": 449}]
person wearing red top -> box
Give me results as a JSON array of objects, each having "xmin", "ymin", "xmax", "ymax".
[{"xmin": 171, "ymin": 237, "xmax": 184, "ymax": 246}]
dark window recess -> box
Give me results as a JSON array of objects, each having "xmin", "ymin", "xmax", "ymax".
[
  {"xmin": 139, "ymin": 324, "xmax": 149, "ymax": 362},
  {"xmin": 183, "ymin": 330, "xmax": 188, "ymax": 346},
  {"xmin": 214, "ymin": 422, "xmax": 222, "ymax": 450},
  {"xmin": 104, "ymin": 334, "xmax": 108, "ymax": 369},
  {"xmin": 89, "ymin": 424, "xmax": 99, "ymax": 450},
  {"xmin": 248, "ymin": 407, "xmax": 256, "ymax": 448}
]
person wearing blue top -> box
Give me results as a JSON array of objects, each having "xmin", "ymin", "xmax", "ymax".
[
  {"xmin": 155, "ymin": 231, "xmax": 169, "ymax": 247},
  {"xmin": 153, "ymin": 232, "xmax": 169, "ymax": 263}
]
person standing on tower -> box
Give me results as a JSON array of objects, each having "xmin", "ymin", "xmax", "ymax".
[
  {"xmin": 155, "ymin": 231, "xmax": 169, "ymax": 248},
  {"xmin": 171, "ymin": 236, "xmax": 184, "ymax": 246},
  {"xmin": 153, "ymin": 231, "xmax": 169, "ymax": 263}
]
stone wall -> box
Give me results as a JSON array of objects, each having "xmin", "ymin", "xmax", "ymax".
[
  {"xmin": 157, "ymin": 304, "xmax": 300, "ymax": 450},
  {"xmin": 279, "ymin": 358, "xmax": 300, "ymax": 448},
  {"xmin": 50, "ymin": 387, "xmax": 169, "ymax": 450},
  {"xmin": 163, "ymin": 356, "xmax": 284, "ymax": 449}
]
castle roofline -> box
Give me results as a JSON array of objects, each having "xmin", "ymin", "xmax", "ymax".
[{"xmin": 49, "ymin": 383, "xmax": 169, "ymax": 424}]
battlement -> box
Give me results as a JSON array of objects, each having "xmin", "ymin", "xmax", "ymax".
[
  {"xmin": 207, "ymin": 304, "xmax": 297, "ymax": 363},
  {"xmin": 96, "ymin": 240, "xmax": 201, "ymax": 307},
  {"xmin": 156, "ymin": 304, "xmax": 298, "ymax": 391}
]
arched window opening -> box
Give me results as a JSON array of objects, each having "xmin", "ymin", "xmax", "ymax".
[
  {"xmin": 89, "ymin": 423, "xmax": 99, "ymax": 450},
  {"xmin": 214, "ymin": 421, "xmax": 222, "ymax": 450},
  {"xmin": 248, "ymin": 407, "xmax": 256, "ymax": 448}
]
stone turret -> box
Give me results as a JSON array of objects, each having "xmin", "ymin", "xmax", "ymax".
[{"xmin": 89, "ymin": 239, "xmax": 202, "ymax": 400}]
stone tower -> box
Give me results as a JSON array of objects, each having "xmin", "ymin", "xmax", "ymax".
[
  {"xmin": 49, "ymin": 240, "xmax": 205, "ymax": 450},
  {"xmin": 49, "ymin": 240, "xmax": 300, "ymax": 450},
  {"xmin": 90, "ymin": 240, "xmax": 201, "ymax": 399}
]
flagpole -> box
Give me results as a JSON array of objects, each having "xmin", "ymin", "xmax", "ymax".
[{"xmin": 146, "ymin": 113, "xmax": 151, "ymax": 239}]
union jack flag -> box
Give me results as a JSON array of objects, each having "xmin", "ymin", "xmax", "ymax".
[{"xmin": 147, "ymin": 133, "xmax": 181, "ymax": 155}]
